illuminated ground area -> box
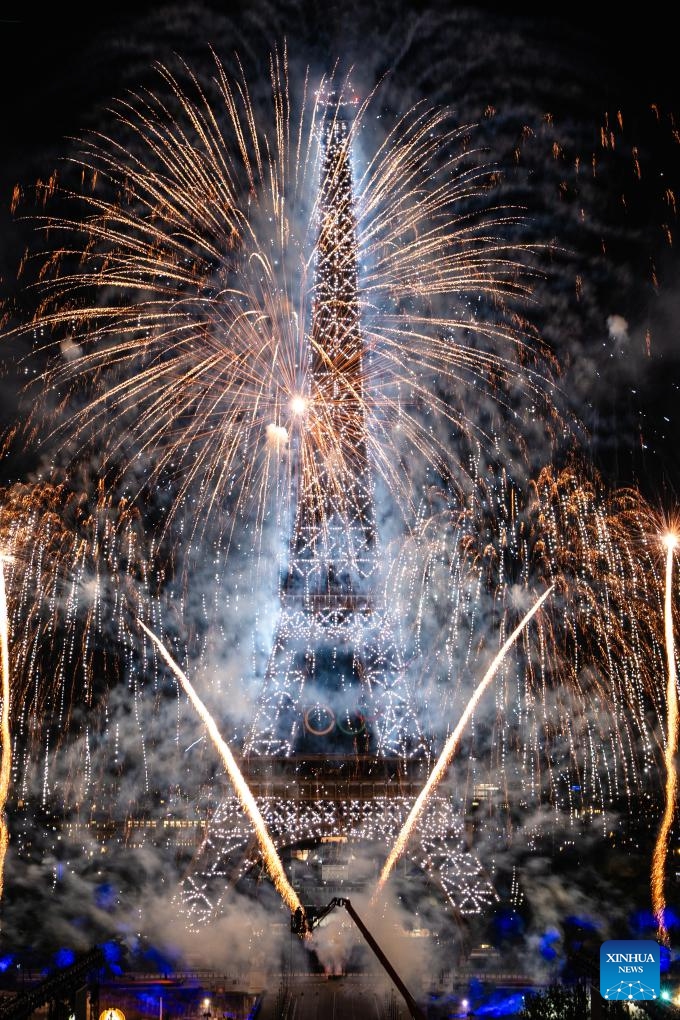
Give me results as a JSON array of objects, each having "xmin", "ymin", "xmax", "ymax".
[
  {"xmin": 1, "ymin": 806, "xmax": 677, "ymax": 1017},
  {"xmin": 0, "ymin": 958, "xmax": 539, "ymax": 1020},
  {"xmin": 256, "ymin": 976, "xmax": 417, "ymax": 1019},
  {"xmin": 100, "ymin": 977, "xmax": 417, "ymax": 1020}
]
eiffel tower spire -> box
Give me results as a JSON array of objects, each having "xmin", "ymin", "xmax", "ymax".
[{"xmin": 246, "ymin": 88, "xmax": 423, "ymax": 759}]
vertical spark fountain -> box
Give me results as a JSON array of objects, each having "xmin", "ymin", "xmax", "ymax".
[{"xmin": 651, "ymin": 532, "xmax": 678, "ymax": 945}]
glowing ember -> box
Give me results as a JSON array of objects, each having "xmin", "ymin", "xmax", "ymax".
[
  {"xmin": 266, "ymin": 422, "xmax": 289, "ymax": 448},
  {"xmin": 290, "ymin": 395, "xmax": 308, "ymax": 416}
]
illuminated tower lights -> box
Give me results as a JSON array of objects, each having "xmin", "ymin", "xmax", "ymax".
[
  {"xmin": 186, "ymin": 89, "xmax": 502, "ymax": 918},
  {"xmin": 182, "ymin": 795, "xmax": 497, "ymax": 926},
  {"xmin": 246, "ymin": 91, "xmax": 423, "ymax": 759}
]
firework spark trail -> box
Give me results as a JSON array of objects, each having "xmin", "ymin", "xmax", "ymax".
[
  {"xmin": 0, "ymin": 54, "xmax": 672, "ymax": 904},
  {"xmin": 0, "ymin": 554, "xmax": 12, "ymax": 903},
  {"xmin": 651, "ymin": 534, "xmax": 678, "ymax": 946},
  {"xmin": 390, "ymin": 470, "xmax": 670, "ymax": 817},
  {"xmin": 374, "ymin": 584, "xmax": 554, "ymax": 898},
  {"xmin": 10, "ymin": 54, "xmax": 558, "ymax": 547},
  {"xmin": 138, "ymin": 619, "xmax": 302, "ymax": 915}
]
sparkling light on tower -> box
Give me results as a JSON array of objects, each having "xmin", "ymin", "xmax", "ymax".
[
  {"xmin": 183, "ymin": 82, "xmax": 496, "ymax": 924},
  {"xmin": 246, "ymin": 86, "xmax": 423, "ymax": 759},
  {"xmin": 375, "ymin": 584, "xmax": 554, "ymax": 897},
  {"xmin": 3, "ymin": 50, "xmax": 675, "ymax": 951}
]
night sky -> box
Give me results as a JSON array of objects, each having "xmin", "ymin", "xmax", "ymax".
[
  {"xmin": 1, "ymin": 0, "xmax": 680, "ymax": 976},
  {"xmin": 2, "ymin": 4, "xmax": 680, "ymax": 492}
]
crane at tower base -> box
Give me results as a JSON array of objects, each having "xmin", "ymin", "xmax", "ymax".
[{"xmin": 291, "ymin": 897, "xmax": 426, "ymax": 1020}]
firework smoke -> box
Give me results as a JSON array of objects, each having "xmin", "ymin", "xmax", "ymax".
[
  {"xmin": 7, "ymin": 51, "xmax": 557, "ymax": 549},
  {"xmin": 138, "ymin": 619, "xmax": 302, "ymax": 915},
  {"xmin": 375, "ymin": 583, "xmax": 554, "ymax": 896},
  {"xmin": 0, "ymin": 16, "xmax": 677, "ymax": 958}
]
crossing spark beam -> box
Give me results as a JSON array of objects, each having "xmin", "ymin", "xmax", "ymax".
[
  {"xmin": 138, "ymin": 620, "xmax": 303, "ymax": 916},
  {"xmin": 374, "ymin": 584, "xmax": 555, "ymax": 896}
]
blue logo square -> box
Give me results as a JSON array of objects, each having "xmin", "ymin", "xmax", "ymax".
[{"xmin": 600, "ymin": 940, "xmax": 660, "ymax": 1001}]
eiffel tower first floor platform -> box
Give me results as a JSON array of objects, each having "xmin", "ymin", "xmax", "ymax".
[
  {"xmin": 181, "ymin": 755, "xmax": 498, "ymax": 927},
  {"xmin": 234, "ymin": 753, "xmax": 432, "ymax": 800}
]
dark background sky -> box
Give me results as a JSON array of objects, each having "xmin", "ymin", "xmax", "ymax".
[
  {"xmin": 1, "ymin": 2, "xmax": 679, "ymax": 496},
  {"xmin": 2, "ymin": 6, "xmax": 678, "ymax": 161}
]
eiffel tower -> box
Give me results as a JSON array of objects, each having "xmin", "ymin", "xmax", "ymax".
[
  {"xmin": 182, "ymin": 89, "xmax": 496, "ymax": 926},
  {"xmin": 245, "ymin": 89, "xmax": 423, "ymax": 760}
]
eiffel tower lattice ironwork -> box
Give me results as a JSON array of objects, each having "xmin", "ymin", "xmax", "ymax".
[{"xmin": 246, "ymin": 92, "xmax": 424, "ymax": 759}]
